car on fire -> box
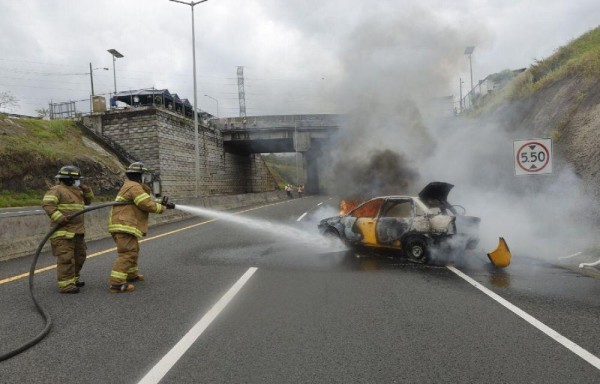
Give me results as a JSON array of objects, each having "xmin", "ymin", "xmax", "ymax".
[{"xmin": 318, "ymin": 182, "xmax": 481, "ymax": 263}]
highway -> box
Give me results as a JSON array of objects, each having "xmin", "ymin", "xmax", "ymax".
[{"xmin": 0, "ymin": 196, "xmax": 599, "ymax": 383}]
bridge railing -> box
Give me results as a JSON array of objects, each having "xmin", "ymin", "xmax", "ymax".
[{"xmin": 218, "ymin": 114, "xmax": 344, "ymax": 130}]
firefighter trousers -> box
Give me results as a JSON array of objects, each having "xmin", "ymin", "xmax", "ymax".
[
  {"xmin": 110, "ymin": 232, "xmax": 141, "ymax": 285},
  {"xmin": 50, "ymin": 234, "xmax": 87, "ymax": 291}
]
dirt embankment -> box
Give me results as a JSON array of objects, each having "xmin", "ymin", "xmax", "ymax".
[
  {"xmin": 0, "ymin": 116, "xmax": 126, "ymax": 200},
  {"xmin": 483, "ymin": 76, "xmax": 600, "ymax": 200}
]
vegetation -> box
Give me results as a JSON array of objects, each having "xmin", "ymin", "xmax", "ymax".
[
  {"xmin": 0, "ymin": 91, "xmax": 18, "ymax": 111},
  {"xmin": 262, "ymin": 153, "xmax": 302, "ymax": 188},
  {"xmin": 510, "ymin": 26, "xmax": 600, "ymax": 99},
  {"xmin": 0, "ymin": 189, "xmax": 41, "ymax": 207},
  {"xmin": 468, "ymin": 26, "xmax": 600, "ymax": 116},
  {"xmin": 0, "ymin": 116, "xmax": 123, "ymax": 207}
]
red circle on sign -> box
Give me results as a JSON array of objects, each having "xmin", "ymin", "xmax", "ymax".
[{"xmin": 516, "ymin": 142, "xmax": 550, "ymax": 172}]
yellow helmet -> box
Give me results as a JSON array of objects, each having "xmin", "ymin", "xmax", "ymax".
[{"xmin": 55, "ymin": 165, "xmax": 82, "ymax": 180}]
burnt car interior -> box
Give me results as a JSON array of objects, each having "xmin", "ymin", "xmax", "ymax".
[{"xmin": 376, "ymin": 199, "xmax": 414, "ymax": 245}]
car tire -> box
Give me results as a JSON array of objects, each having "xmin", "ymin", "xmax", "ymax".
[{"xmin": 404, "ymin": 236, "xmax": 429, "ymax": 264}]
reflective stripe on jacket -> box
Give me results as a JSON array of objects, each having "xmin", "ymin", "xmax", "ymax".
[
  {"xmin": 108, "ymin": 179, "xmax": 165, "ymax": 238},
  {"xmin": 42, "ymin": 183, "xmax": 94, "ymax": 239}
]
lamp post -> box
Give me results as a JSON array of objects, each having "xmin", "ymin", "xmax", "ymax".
[
  {"xmin": 107, "ymin": 49, "xmax": 124, "ymax": 93},
  {"xmin": 294, "ymin": 121, "xmax": 299, "ymax": 186},
  {"xmin": 464, "ymin": 46, "xmax": 475, "ymax": 94},
  {"xmin": 170, "ymin": 0, "xmax": 208, "ymax": 198},
  {"xmin": 203, "ymin": 94, "xmax": 219, "ymax": 118}
]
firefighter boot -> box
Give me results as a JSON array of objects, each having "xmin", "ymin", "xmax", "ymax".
[
  {"xmin": 127, "ymin": 274, "xmax": 145, "ymax": 283},
  {"xmin": 109, "ymin": 283, "xmax": 135, "ymax": 293},
  {"xmin": 60, "ymin": 284, "xmax": 80, "ymax": 294}
]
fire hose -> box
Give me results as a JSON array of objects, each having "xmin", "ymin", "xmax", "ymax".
[{"xmin": 0, "ymin": 201, "xmax": 132, "ymax": 362}]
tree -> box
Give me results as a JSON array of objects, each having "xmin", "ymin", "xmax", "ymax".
[
  {"xmin": 36, "ymin": 108, "xmax": 50, "ymax": 119},
  {"xmin": 0, "ymin": 91, "xmax": 19, "ymax": 111}
]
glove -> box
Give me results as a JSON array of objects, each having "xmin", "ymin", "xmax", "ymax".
[
  {"xmin": 79, "ymin": 183, "xmax": 91, "ymax": 192},
  {"xmin": 58, "ymin": 214, "xmax": 69, "ymax": 225},
  {"xmin": 161, "ymin": 196, "xmax": 175, "ymax": 210}
]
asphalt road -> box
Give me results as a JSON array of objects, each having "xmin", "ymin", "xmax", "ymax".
[{"xmin": 0, "ymin": 196, "xmax": 599, "ymax": 383}]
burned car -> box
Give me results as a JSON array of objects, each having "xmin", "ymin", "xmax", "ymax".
[{"xmin": 318, "ymin": 182, "xmax": 481, "ymax": 263}]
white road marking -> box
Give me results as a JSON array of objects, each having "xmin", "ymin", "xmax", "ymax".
[
  {"xmin": 317, "ymin": 202, "xmax": 323, "ymax": 206},
  {"xmin": 297, "ymin": 212, "xmax": 307, "ymax": 221},
  {"xmin": 579, "ymin": 258, "xmax": 600, "ymax": 268},
  {"xmin": 447, "ymin": 265, "xmax": 600, "ymax": 370},
  {"xmin": 138, "ymin": 267, "xmax": 258, "ymax": 384},
  {"xmin": 558, "ymin": 251, "xmax": 582, "ymax": 260}
]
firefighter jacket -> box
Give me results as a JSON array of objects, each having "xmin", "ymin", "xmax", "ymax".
[
  {"xmin": 108, "ymin": 179, "xmax": 165, "ymax": 238},
  {"xmin": 42, "ymin": 183, "xmax": 94, "ymax": 239}
]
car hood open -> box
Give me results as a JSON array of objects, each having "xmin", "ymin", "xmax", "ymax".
[{"xmin": 418, "ymin": 182, "xmax": 454, "ymax": 202}]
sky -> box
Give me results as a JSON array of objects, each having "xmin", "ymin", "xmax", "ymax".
[{"xmin": 0, "ymin": 0, "xmax": 598, "ymax": 117}]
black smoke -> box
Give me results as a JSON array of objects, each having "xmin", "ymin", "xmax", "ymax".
[{"xmin": 331, "ymin": 149, "xmax": 419, "ymax": 198}]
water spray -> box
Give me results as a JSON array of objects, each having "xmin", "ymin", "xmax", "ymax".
[{"xmin": 176, "ymin": 204, "xmax": 344, "ymax": 252}]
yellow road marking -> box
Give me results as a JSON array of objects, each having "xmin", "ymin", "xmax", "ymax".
[{"xmin": 0, "ymin": 199, "xmax": 291, "ymax": 286}]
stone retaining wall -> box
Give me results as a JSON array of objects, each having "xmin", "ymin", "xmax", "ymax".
[{"xmin": 86, "ymin": 108, "xmax": 276, "ymax": 198}]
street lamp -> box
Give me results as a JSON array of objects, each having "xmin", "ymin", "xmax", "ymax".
[
  {"xmin": 170, "ymin": 0, "xmax": 208, "ymax": 198},
  {"xmin": 107, "ymin": 49, "xmax": 124, "ymax": 93},
  {"xmin": 294, "ymin": 121, "xmax": 299, "ymax": 186},
  {"xmin": 464, "ymin": 46, "xmax": 475, "ymax": 94},
  {"xmin": 203, "ymin": 94, "xmax": 219, "ymax": 118}
]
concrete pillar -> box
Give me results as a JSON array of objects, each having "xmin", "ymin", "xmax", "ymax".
[{"xmin": 305, "ymin": 149, "xmax": 320, "ymax": 194}]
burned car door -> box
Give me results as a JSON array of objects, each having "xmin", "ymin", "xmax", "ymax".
[
  {"xmin": 376, "ymin": 199, "xmax": 414, "ymax": 246},
  {"xmin": 340, "ymin": 198, "xmax": 384, "ymax": 245}
]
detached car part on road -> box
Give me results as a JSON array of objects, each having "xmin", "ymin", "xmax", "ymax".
[{"xmin": 318, "ymin": 182, "xmax": 493, "ymax": 265}]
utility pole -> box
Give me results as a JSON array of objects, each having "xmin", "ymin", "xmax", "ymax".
[{"xmin": 89, "ymin": 63, "xmax": 95, "ymax": 96}]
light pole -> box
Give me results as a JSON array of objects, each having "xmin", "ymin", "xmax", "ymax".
[
  {"xmin": 464, "ymin": 46, "xmax": 475, "ymax": 95},
  {"xmin": 107, "ymin": 49, "xmax": 124, "ymax": 93},
  {"xmin": 170, "ymin": 0, "xmax": 208, "ymax": 198},
  {"xmin": 294, "ymin": 121, "xmax": 299, "ymax": 186},
  {"xmin": 203, "ymin": 94, "xmax": 219, "ymax": 118}
]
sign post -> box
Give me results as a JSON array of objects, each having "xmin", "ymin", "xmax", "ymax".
[{"xmin": 514, "ymin": 138, "xmax": 553, "ymax": 176}]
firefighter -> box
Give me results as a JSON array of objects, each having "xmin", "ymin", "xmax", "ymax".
[
  {"xmin": 108, "ymin": 162, "xmax": 175, "ymax": 293},
  {"xmin": 297, "ymin": 184, "xmax": 304, "ymax": 198},
  {"xmin": 42, "ymin": 165, "xmax": 94, "ymax": 294}
]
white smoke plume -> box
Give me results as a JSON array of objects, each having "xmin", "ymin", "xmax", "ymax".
[{"xmin": 314, "ymin": 3, "xmax": 598, "ymax": 261}]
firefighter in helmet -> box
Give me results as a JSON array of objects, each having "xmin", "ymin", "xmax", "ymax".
[
  {"xmin": 42, "ymin": 165, "xmax": 94, "ymax": 294},
  {"xmin": 108, "ymin": 162, "xmax": 175, "ymax": 293}
]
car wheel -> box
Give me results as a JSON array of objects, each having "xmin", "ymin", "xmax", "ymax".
[{"xmin": 404, "ymin": 236, "xmax": 429, "ymax": 264}]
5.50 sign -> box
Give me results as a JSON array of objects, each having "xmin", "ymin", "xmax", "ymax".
[{"xmin": 514, "ymin": 138, "xmax": 553, "ymax": 176}]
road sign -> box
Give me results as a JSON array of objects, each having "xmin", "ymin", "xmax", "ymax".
[{"xmin": 514, "ymin": 138, "xmax": 553, "ymax": 176}]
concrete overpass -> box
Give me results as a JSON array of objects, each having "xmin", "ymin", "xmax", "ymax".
[{"xmin": 217, "ymin": 114, "xmax": 343, "ymax": 193}]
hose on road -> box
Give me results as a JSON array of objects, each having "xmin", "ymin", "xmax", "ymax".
[{"xmin": 0, "ymin": 201, "xmax": 131, "ymax": 362}]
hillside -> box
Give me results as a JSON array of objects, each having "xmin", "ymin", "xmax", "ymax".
[
  {"xmin": 472, "ymin": 26, "xmax": 600, "ymax": 199},
  {"xmin": 0, "ymin": 115, "xmax": 126, "ymax": 207}
]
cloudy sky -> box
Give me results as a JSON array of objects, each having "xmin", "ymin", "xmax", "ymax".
[{"xmin": 0, "ymin": 0, "xmax": 598, "ymax": 117}]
